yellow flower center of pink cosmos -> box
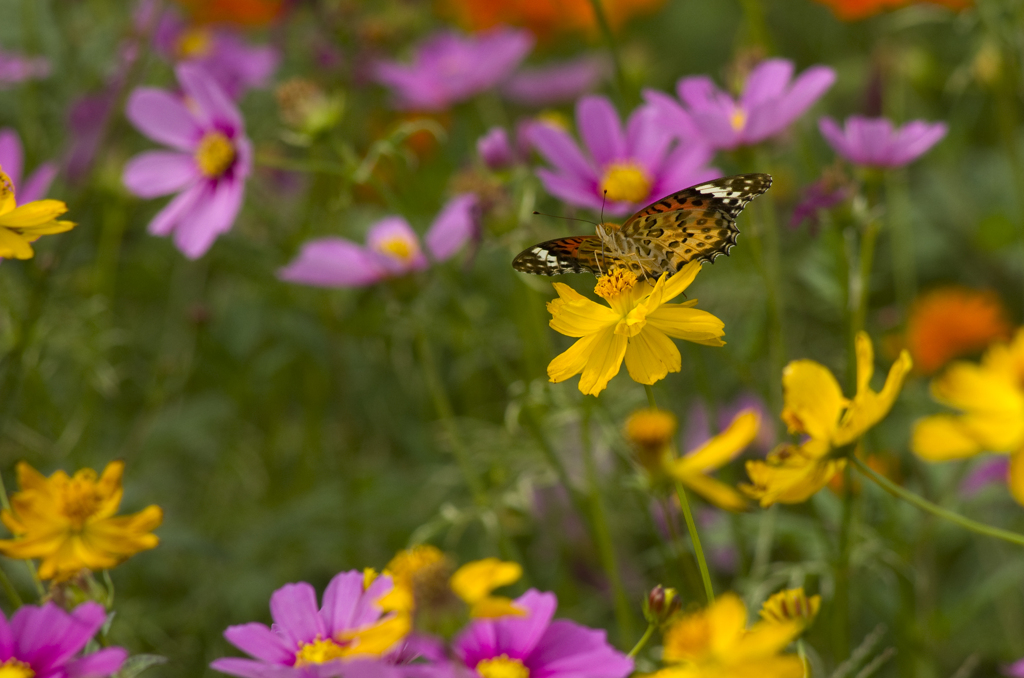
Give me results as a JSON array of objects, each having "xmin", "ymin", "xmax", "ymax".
[
  {"xmin": 195, "ymin": 132, "xmax": 236, "ymax": 178},
  {"xmin": 594, "ymin": 268, "xmax": 638, "ymax": 300},
  {"xmin": 294, "ymin": 636, "xmax": 349, "ymax": 666},
  {"xmin": 177, "ymin": 27, "xmax": 213, "ymax": 59},
  {"xmin": 475, "ymin": 655, "xmax": 529, "ymax": 678},
  {"xmin": 375, "ymin": 236, "xmax": 419, "ymax": 263},
  {"xmin": 600, "ymin": 161, "xmax": 652, "ymax": 203},
  {"xmin": 535, "ymin": 110, "xmax": 571, "ymax": 132},
  {"xmin": 58, "ymin": 472, "xmax": 104, "ymax": 530},
  {"xmin": 0, "ymin": 660, "xmax": 34, "ymax": 678},
  {"xmin": 730, "ymin": 108, "xmax": 747, "ymax": 131}
]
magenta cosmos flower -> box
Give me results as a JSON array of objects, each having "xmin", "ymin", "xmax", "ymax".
[
  {"xmin": 0, "ymin": 128, "xmax": 57, "ymax": 203},
  {"xmin": 123, "ymin": 63, "xmax": 252, "ymax": 259},
  {"xmin": 374, "ymin": 28, "xmax": 533, "ymax": 111},
  {"xmin": 501, "ymin": 55, "xmax": 608, "ymax": 108},
  {"xmin": 818, "ymin": 116, "xmax": 948, "ymax": 168},
  {"xmin": 211, "ymin": 570, "xmax": 409, "ymax": 678},
  {"xmin": 644, "ymin": 58, "xmax": 835, "ymax": 151},
  {"xmin": 527, "ymin": 95, "xmax": 717, "ymax": 216},
  {"xmin": 446, "ymin": 590, "xmax": 632, "ymax": 678},
  {"xmin": 279, "ymin": 194, "xmax": 479, "ymax": 288},
  {"xmin": 154, "ymin": 10, "xmax": 279, "ymax": 99},
  {"xmin": 0, "ymin": 602, "xmax": 127, "ymax": 678}
]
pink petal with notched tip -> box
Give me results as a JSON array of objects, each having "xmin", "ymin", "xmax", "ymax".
[
  {"xmin": 577, "ymin": 95, "xmax": 626, "ymax": 169},
  {"xmin": 268, "ymin": 583, "xmax": 326, "ymax": 649},
  {"xmin": 626, "ymin": 105, "xmax": 672, "ymax": 176},
  {"xmin": 126, "ymin": 88, "xmax": 202, "ymax": 151},
  {"xmin": 223, "ymin": 623, "xmax": 294, "ymax": 665},
  {"xmin": 740, "ymin": 59, "xmax": 795, "ymax": 109},
  {"xmin": 319, "ymin": 571, "xmax": 366, "ymax": 634},
  {"xmin": 642, "ymin": 88, "xmax": 702, "ymax": 143}
]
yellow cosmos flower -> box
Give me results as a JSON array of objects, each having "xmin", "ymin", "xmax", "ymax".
[
  {"xmin": 759, "ymin": 587, "xmax": 821, "ymax": 629},
  {"xmin": 379, "ymin": 545, "xmax": 523, "ymax": 620},
  {"xmin": 0, "ymin": 461, "xmax": 162, "ymax": 580},
  {"xmin": 546, "ymin": 263, "xmax": 725, "ymax": 396},
  {"xmin": 0, "ymin": 169, "xmax": 76, "ymax": 260},
  {"xmin": 643, "ymin": 592, "xmax": 804, "ymax": 678},
  {"xmin": 742, "ymin": 332, "xmax": 912, "ymax": 507},
  {"xmin": 912, "ymin": 329, "xmax": 1024, "ymax": 504},
  {"xmin": 664, "ymin": 410, "xmax": 760, "ymax": 512}
]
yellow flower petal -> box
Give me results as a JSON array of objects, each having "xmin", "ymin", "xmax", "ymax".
[
  {"xmin": 548, "ymin": 330, "xmax": 605, "ymax": 384},
  {"xmin": 646, "ymin": 306, "xmax": 726, "ymax": 346},
  {"xmin": 623, "ymin": 326, "xmax": 681, "ymax": 385},
  {"xmin": 658, "ymin": 261, "xmax": 701, "ymax": 304},
  {"xmin": 672, "ymin": 410, "xmax": 760, "ymax": 475},
  {"xmin": 742, "ymin": 451, "xmax": 845, "ymax": 507},
  {"xmin": 18, "ymin": 219, "xmax": 75, "ymax": 236},
  {"xmin": 548, "ymin": 283, "xmax": 619, "ymax": 337},
  {"xmin": 0, "ymin": 226, "xmax": 34, "ymax": 259},
  {"xmin": 734, "ymin": 619, "xmax": 803, "ymax": 661},
  {"xmin": 468, "ymin": 596, "xmax": 527, "ymax": 618},
  {"xmin": 450, "ymin": 558, "xmax": 521, "ymax": 604},
  {"xmin": 679, "ymin": 472, "xmax": 749, "ymax": 512},
  {"xmin": 707, "ymin": 593, "xmax": 748, "ymax": 657},
  {"xmin": 929, "ymin": 362, "xmax": 1024, "ymax": 452},
  {"xmin": 911, "ymin": 415, "xmax": 983, "ymax": 461},
  {"xmin": 835, "ymin": 349, "xmax": 912, "ymax": 446},
  {"xmin": 781, "ymin": 359, "xmax": 845, "ymax": 441},
  {"xmin": 0, "ymin": 200, "xmax": 68, "ymax": 229},
  {"xmin": 577, "ymin": 330, "xmax": 628, "ymax": 396}
]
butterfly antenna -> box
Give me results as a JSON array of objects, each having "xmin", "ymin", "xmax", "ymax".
[
  {"xmin": 600, "ymin": 190, "xmax": 607, "ymax": 226},
  {"xmin": 532, "ymin": 211, "xmax": 600, "ymax": 227}
]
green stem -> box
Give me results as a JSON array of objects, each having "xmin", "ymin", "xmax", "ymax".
[
  {"xmin": 675, "ymin": 480, "xmax": 715, "ymax": 604},
  {"xmin": 851, "ymin": 218, "xmax": 880, "ymax": 341},
  {"xmin": 738, "ymin": 0, "xmax": 774, "ymax": 52},
  {"xmin": 834, "ymin": 464, "xmax": 856, "ymax": 661},
  {"xmin": 628, "ymin": 623, "xmax": 656, "ymax": 658},
  {"xmin": 586, "ymin": 0, "xmax": 629, "ymax": 107},
  {"xmin": 0, "ymin": 470, "xmax": 43, "ymax": 598},
  {"xmin": 0, "ymin": 566, "xmax": 21, "ymax": 609},
  {"xmin": 851, "ymin": 455, "xmax": 1024, "ymax": 547},
  {"xmin": 644, "ymin": 386, "xmax": 714, "ymax": 604},
  {"xmin": 580, "ymin": 404, "xmax": 635, "ymax": 643}
]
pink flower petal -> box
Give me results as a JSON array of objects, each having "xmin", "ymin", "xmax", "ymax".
[
  {"xmin": 210, "ymin": 658, "xmax": 297, "ymax": 678},
  {"xmin": 526, "ymin": 620, "xmax": 632, "ymax": 678},
  {"xmin": 0, "ymin": 128, "xmax": 24, "ymax": 187},
  {"xmin": 126, "ymin": 88, "xmax": 202, "ymax": 151},
  {"xmin": 172, "ymin": 178, "xmax": 244, "ymax": 259},
  {"xmin": 123, "ymin": 151, "xmax": 198, "ymax": 198},
  {"xmin": 319, "ymin": 571, "xmax": 366, "ymax": 634},
  {"xmin": 176, "ymin": 62, "xmax": 242, "ymax": 132},
  {"xmin": 148, "ymin": 182, "xmax": 206, "ymax": 237},
  {"xmin": 19, "ymin": 162, "xmax": 57, "ymax": 204},
  {"xmin": 277, "ymin": 238, "xmax": 386, "ymax": 288},
  {"xmin": 525, "ymin": 123, "xmax": 598, "ymax": 186},
  {"xmin": 577, "ymin": 95, "xmax": 626, "ymax": 168},
  {"xmin": 269, "ymin": 583, "xmax": 326, "ymax": 648},
  {"xmin": 65, "ymin": 647, "xmax": 128, "ymax": 678},
  {"xmin": 741, "ymin": 58, "xmax": 794, "ymax": 109},
  {"xmin": 425, "ymin": 193, "xmax": 479, "ymax": 262},
  {"xmin": 223, "ymin": 623, "xmax": 294, "ymax": 665},
  {"xmin": 625, "ymin": 106, "xmax": 672, "ymax": 175}
]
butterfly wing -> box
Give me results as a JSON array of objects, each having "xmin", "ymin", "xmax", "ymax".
[
  {"xmin": 512, "ymin": 235, "xmax": 624, "ymax": 276},
  {"xmin": 615, "ymin": 173, "xmax": 773, "ymax": 271}
]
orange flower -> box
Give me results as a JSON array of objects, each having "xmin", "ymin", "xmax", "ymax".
[
  {"xmin": 906, "ymin": 286, "xmax": 1011, "ymax": 375},
  {"xmin": 814, "ymin": 0, "xmax": 971, "ymax": 21},
  {"xmin": 174, "ymin": 0, "xmax": 285, "ymax": 27},
  {"xmin": 441, "ymin": 0, "xmax": 665, "ymax": 39}
]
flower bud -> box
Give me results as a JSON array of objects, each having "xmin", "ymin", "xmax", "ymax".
[
  {"xmin": 625, "ymin": 408, "xmax": 676, "ymax": 475},
  {"xmin": 759, "ymin": 587, "xmax": 820, "ymax": 629},
  {"xmin": 477, "ymin": 127, "xmax": 514, "ymax": 170},
  {"xmin": 644, "ymin": 585, "xmax": 681, "ymax": 625},
  {"xmin": 275, "ymin": 78, "xmax": 343, "ymax": 137}
]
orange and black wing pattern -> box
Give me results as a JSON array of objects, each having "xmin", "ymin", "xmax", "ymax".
[{"xmin": 512, "ymin": 235, "xmax": 622, "ymax": 276}]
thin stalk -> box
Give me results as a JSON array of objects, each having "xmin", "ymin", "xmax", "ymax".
[
  {"xmin": 628, "ymin": 623, "xmax": 656, "ymax": 658},
  {"xmin": 0, "ymin": 566, "xmax": 21, "ymax": 608},
  {"xmin": 851, "ymin": 455, "xmax": 1024, "ymax": 547},
  {"xmin": 586, "ymin": 0, "xmax": 629, "ymax": 107},
  {"xmin": 850, "ymin": 218, "xmax": 880, "ymax": 341},
  {"xmin": 644, "ymin": 386, "xmax": 715, "ymax": 604},
  {"xmin": 738, "ymin": 0, "xmax": 774, "ymax": 52},
  {"xmin": 750, "ymin": 150, "xmax": 786, "ymax": 412},
  {"xmin": 580, "ymin": 404, "xmax": 635, "ymax": 643},
  {"xmin": 833, "ymin": 465, "xmax": 856, "ymax": 661}
]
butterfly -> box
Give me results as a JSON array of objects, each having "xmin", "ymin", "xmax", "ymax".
[{"xmin": 512, "ymin": 173, "xmax": 772, "ymax": 278}]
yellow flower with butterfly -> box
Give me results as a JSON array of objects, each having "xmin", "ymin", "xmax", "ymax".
[{"xmin": 0, "ymin": 168, "xmax": 76, "ymax": 260}]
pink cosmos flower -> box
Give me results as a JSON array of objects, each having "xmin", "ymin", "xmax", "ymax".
[
  {"xmin": 374, "ymin": 28, "xmax": 533, "ymax": 111},
  {"xmin": 123, "ymin": 63, "xmax": 252, "ymax": 259},
  {"xmin": 527, "ymin": 95, "xmax": 718, "ymax": 216},
  {"xmin": 279, "ymin": 194, "xmax": 479, "ymax": 287},
  {"xmin": 0, "ymin": 602, "xmax": 127, "ymax": 678},
  {"xmin": 0, "ymin": 49, "xmax": 50, "ymax": 85},
  {"xmin": 154, "ymin": 9, "xmax": 279, "ymax": 99},
  {"xmin": 790, "ymin": 178, "xmax": 850, "ymax": 231},
  {"xmin": 0, "ymin": 128, "xmax": 57, "ymax": 203},
  {"xmin": 477, "ymin": 128, "xmax": 516, "ymax": 170},
  {"xmin": 818, "ymin": 116, "xmax": 948, "ymax": 168},
  {"xmin": 445, "ymin": 590, "xmax": 632, "ymax": 678},
  {"xmin": 501, "ymin": 55, "xmax": 608, "ymax": 107},
  {"xmin": 644, "ymin": 58, "xmax": 836, "ymax": 151},
  {"xmin": 211, "ymin": 570, "xmax": 406, "ymax": 678}
]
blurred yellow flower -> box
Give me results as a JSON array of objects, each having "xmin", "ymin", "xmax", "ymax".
[
  {"xmin": 380, "ymin": 546, "xmax": 523, "ymax": 620},
  {"xmin": 547, "ymin": 263, "xmax": 725, "ymax": 396},
  {"xmin": 759, "ymin": 587, "xmax": 821, "ymax": 629},
  {"xmin": 665, "ymin": 410, "xmax": 760, "ymax": 512},
  {"xmin": 643, "ymin": 592, "xmax": 804, "ymax": 678},
  {"xmin": 0, "ymin": 170, "xmax": 75, "ymax": 260},
  {"xmin": 625, "ymin": 407, "xmax": 677, "ymax": 474},
  {"xmin": 742, "ymin": 332, "xmax": 912, "ymax": 506},
  {"xmin": 912, "ymin": 329, "xmax": 1024, "ymax": 504},
  {"xmin": 0, "ymin": 461, "xmax": 162, "ymax": 580}
]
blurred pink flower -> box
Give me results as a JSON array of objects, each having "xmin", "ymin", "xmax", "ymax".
[
  {"xmin": 501, "ymin": 54, "xmax": 608, "ymax": 107},
  {"xmin": 526, "ymin": 95, "xmax": 718, "ymax": 216},
  {"xmin": 374, "ymin": 27, "xmax": 533, "ymax": 111},
  {"xmin": 0, "ymin": 128, "xmax": 57, "ymax": 203},
  {"xmin": 790, "ymin": 178, "xmax": 850, "ymax": 231},
  {"xmin": 644, "ymin": 58, "xmax": 835, "ymax": 151},
  {"xmin": 278, "ymin": 194, "xmax": 479, "ymax": 287},
  {"xmin": 123, "ymin": 63, "xmax": 252, "ymax": 259},
  {"xmin": 819, "ymin": 116, "xmax": 947, "ymax": 168},
  {"xmin": 0, "ymin": 49, "xmax": 50, "ymax": 85},
  {"xmin": 155, "ymin": 10, "xmax": 279, "ymax": 99},
  {"xmin": 961, "ymin": 457, "xmax": 1010, "ymax": 497},
  {"xmin": 477, "ymin": 127, "xmax": 515, "ymax": 169}
]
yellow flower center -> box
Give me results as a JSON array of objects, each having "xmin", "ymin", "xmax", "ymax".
[
  {"xmin": 376, "ymin": 236, "xmax": 418, "ymax": 263},
  {"xmin": 594, "ymin": 268, "xmax": 638, "ymax": 300},
  {"xmin": 730, "ymin": 108, "xmax": 747, "ymax": 131},
  {"xmin": 535, "ymin": 110, "xmax": 571, "ymax": 132},
  {"xmin": 177, "ymin": 27, "xmax": 213, "ymax": 59},
  {"xmin": 59, "ymin": 472, "xmax": 103, "ymax": 530},
  {"xmin": 0, "ymin": 660, "xmax": 34, "ymax": 678},
  {"xmin": 625, "ymin": 408, "xmax": 677, "ymax": 449},
  {"xmin": 294, "ymin": 637, "xmax": 349, "ymax": 667},
  {"xmin": 194, "ymin": 132, "xmax": 236, "ymax": 178},
  {"xmin": 600, "ymin": 162, "xmax": 652, "ymax": 203},
  {"xmin": 476, "ymin": 655, "xmax": 529, "ymax": 678}
]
